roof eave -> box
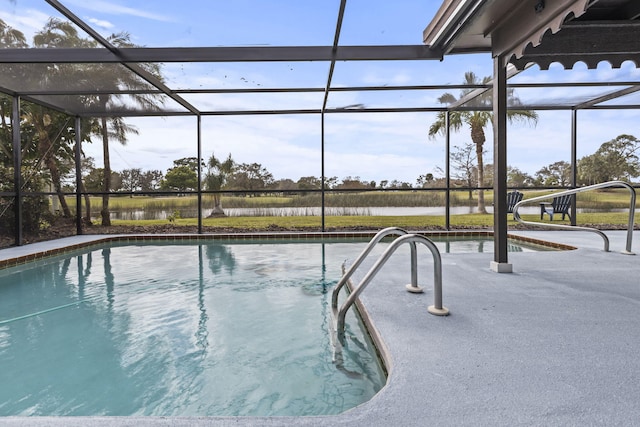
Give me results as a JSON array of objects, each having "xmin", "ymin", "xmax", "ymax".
[{"xmin": 422, "ymin": 0, "xmax": 490, "ymax": 53}]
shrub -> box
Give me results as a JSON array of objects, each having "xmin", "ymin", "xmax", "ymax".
[{"xmin": 0, "ymin": 165, "xmax": 50, "ymax": 234}]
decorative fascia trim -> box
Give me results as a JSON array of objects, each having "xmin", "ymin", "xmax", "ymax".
[
  {"xmin": 491, "ymin": 0, "xmax": 591, "ymax": 61},
  {"xmin": 509, "ymin": 21, "xmax": 640, "ymax": 70},
  {"xmin": 510, "ymin": 52, "xmax": 640, "ymax": 71}
]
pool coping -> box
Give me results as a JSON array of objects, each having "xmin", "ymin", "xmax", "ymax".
[{"xmin": 0, "ymin": 231, "xmax": 576, "ymax": 271}]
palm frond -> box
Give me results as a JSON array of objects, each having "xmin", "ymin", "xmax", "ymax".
[
  {"xmin": 507, "ymin": 109, "xmax": 539, "ymax": 126},
  {"xmin": 437, "ymin": 92, "xmax": 457, "ymax": 105}
]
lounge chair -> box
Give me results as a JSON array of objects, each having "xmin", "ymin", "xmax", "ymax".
[
  {"xmin": 506, "ymin": 191, "xmax": 524, "ymax": 214},
  {"xmin": 540, "ymin": 194, "xmax": 572, "ymax": 221}
]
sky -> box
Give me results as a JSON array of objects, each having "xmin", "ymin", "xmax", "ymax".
[{"xmin": 1, "ymin": 0, "xmax": 639, "ymax": 184}]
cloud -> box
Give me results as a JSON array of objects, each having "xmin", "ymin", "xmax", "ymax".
[
  {"xmin": 0, "ymin": 3, "xmax": 170, "ymax": 45},
  {"xmin": 0, "ymin": 8, "xmax": 50, "ymax": 41},
  {"xmin": 63, "ymin": 0, "xmax": 173, "ymax": 22},
  {"xmin": 87, "ymin": 17, "xmax": 114, "ymax": 30}
]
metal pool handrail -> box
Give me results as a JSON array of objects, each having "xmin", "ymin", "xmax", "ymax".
[
  {"xmin": 331, "ymin": 227, "xmax": 415, "ymax": 315},
  {"xmin": 334, "ymin": 233, "xmax": 449, "ymax": 343},
  {"xmin": 512, "ymin": 180, "xmax": 636, "ymax": 254}
]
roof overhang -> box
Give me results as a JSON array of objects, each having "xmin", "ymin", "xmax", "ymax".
[
  {"xmin": 423, "ymin": 0, "xmax": 640, "ymax": 70},
  {"xmin": 422, "ymin": 0, "xmax": 491, "ymax": 54}
]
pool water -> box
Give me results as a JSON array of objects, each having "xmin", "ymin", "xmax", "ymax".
[
  {"xmin": 431, "ymin": 235, "xmax": 558, "ymax": 253},
  {"xmin": 0, "ymin": 241, "xmax": 386, "ymax": 416}
]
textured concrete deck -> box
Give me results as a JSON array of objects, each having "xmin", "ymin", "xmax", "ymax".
[{"xmin": 1, "ymin": 230, "xmax": 639, "ymax": 426}]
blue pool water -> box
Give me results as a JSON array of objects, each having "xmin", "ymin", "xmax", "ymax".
[{"xmin": 0, "ymin": 241, "xmax": 386, "ymax": 416}]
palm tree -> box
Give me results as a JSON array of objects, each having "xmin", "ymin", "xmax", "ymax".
[
  {"xmin": 24, "ymin": 106, "xmax": 75, "ymax": 217},
  {"xmin": 29, "ymin": 19, "xmax": 165, "ymax": 226},
  {"xmin": 428, "ymin": 71, "xmax": 538, "ymax": 213},
  {"xmin": 92, "ymin": 33, "xmax": 165, "ymax": 226},
  {"xmin": 30, "ymin": 19, "xmax": 98, "ymax": 219},
  {"xmin": 0, "ymin": 19, "xmax": 27, "ymax": 162},
  {"xmin": 50, "ymin": 30, "xmax": 165, "ymax": 226},
  {"xmin": 0, "ymin": 19, "xmax": 27, "ymax": 47},
  {"xmin": 204, "ymin": 153, "xmax": 235, "ymax": 217},
  {"xmin": 29, "ymin": 19, "xmax": 117, "ymax": 224},
  {"xmin": 96, "ymin": 115, "xmax": 139, "ymax": 226}
]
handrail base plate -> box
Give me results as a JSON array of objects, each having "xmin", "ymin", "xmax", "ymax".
[
  {"xmin": 405, "ymin": 284, "xmax": 424, "ymax": 293},
  {"xmin": 428, "ymin": 305, "xmax": 450, "ymax": 316}
]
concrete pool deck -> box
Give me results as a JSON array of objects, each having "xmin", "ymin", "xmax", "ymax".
[{"xmin": 1, "ymin": 230, "xmax": 639, "ymax": 426}]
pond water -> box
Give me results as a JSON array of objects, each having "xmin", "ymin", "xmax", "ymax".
[{"xmin": 99, "ymin": 206, "xmax": 551, "ymax": 220}]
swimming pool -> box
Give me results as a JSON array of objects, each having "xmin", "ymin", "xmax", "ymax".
[
  {"xmin": 0, "ymin": 232, "xmax": 566, "ymax": 417},
  {"xmin": 0, "ymin": 241, "xmax": 386, "ymax": 417}
]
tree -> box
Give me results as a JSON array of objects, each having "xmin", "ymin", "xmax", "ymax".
[
  {"xmin": 0, "ymin": 91, "xmax": 50, "ymax": 233},
  {"xmin": 416, "ymin": 174, "xmax": 434, "ymax": 188},
  {"xmin": 450, "ymin": 143, "xmax": 477, "ymax": 200},
  {"xmin": 0, "ymin": 164, "xmax": 48, "ymax": 233},
  {"xmin": 161, "ymin": 165, "xmax": 198, "ymax": 193},
  {"xmin": 577, "ymin": 154, "xmax": 607, "ymax": 185},
  {"xmin": 173, "ymin": 157, "xmax": 203, "ymax": 172},
  {"xmin": 139, "ymin": 170, "xmax": 163, "ymax": 192},
  {"xmin": 335, "ymin": 176, "xmax": 369, "ymax": 190},
  {"xmin": 599, "ymin": 134, "xmax": 640, "ymax": 181},
  {"xmin": 120, "ymin": 168, "xmax": 143, "ymax": 194},
  {"xmin": 28, "ymin": 18, "xmax": 130, "ymax": 225},
  {"xmin": 162, "ymin": 157, "xmax": 205, "ymax": 194},
  {"xmin": 84, "ymin": 167, "xmax": 106, "ymax": 192},
  {"xmin": 203, "ymin": 153, "xmax": 234, "ymax": 216},
  {"xmin": 578, "ymin": 134, "xmax": 640, "ymax": 184},
  {"xmin": 83, "ymin": 167, "xmax": 122, "ymax": 193},
  {"xmin": 428, "ymin": 71, "xmax": 538, "ymax": 213},
  {"xmin": 98, "ymin": 117, "xmax": 137, "ymax": 224},
  {"xmin": 77, "ymin": 155, "xmax": 96, "ymax": 224},
  {"xmin": 483, "ymin": 163, "xmax": 494, "ymax": 187},
  {"xmin": 297, "ymin": 176, "xmax": 321, "ymax": 190},
  {"xmin": 88, "ymin": 32, "xmax": 165, "ymax": 226},
  {"xmin": 22, "ymin": 105, "xmax": 77, "ymax": 217},
  {"xmin": 387, "ymin": 180, "xmax": 412, "ymax": 189},
  {"xmin": 0, "ymin": 20, "xmax": 28, "ymax": 164},
  {"xmin": 272, "ymin": 178, "xmax": 297, "ymax": 191},
  {"xmin": 0, "ymin": 19, "xmax": 27, "ymax": 49},
  {"xmin": 227, "ymin": 162, "xmax": 274, "ymax": 195},
  {"xmin": 536, "ymin": 160, "xmax": 572, "ymax": 186},
  {"xmin": 507, "ymin": 166, "xmax": 534, "ymax": 187},
  {"xmin": 3, "ymin": 19, "xmax": 97, "ymax": 225},
  {"xmin": 324, "ymin": 176, "xmax": 338, "ymax": 189},
  {"xmin": 24, "ymin": 20, "xmax": 83, "ymax": 218}
]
